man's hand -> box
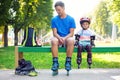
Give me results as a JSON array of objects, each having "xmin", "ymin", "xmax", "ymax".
[{"xmin": 58, "ymin": 37, "xmax": 66, "ymax": 45}]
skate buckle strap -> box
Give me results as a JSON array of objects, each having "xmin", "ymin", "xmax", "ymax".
[
  {"xmin": 66, "ymin": 58, "xmax": 71, "ymax": 66},
  {"xmin": 53, "ymin": 57, "xmax": 58, "ymax": 62},
  {"xmin": 53, "ymin": 62, "xmax": 58, "ymax": 66},
  {"xmin": 77, "ymin": 57, "xmax": 81, "ymax": 60},
  {"xmin": 66, "ymin": 57, "xmax": 71, "ymax": 62}
]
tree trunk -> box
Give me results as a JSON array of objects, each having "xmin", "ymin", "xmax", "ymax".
[
  {"xmin": 14, "ymin": 28, "xmax": 18, "ymax": 46},
  {"xmin": 2, "ymin": 33, "xmax": 4, "ymax": 47},
  {"xmin": 4, "ymin": 25, "xmax": 8, "ymax": 47},
  {"xmin": 112, "ymin": 24, "xmax": 117, "ymax": 41}
]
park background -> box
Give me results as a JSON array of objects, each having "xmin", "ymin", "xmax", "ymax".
[{"xmin": 0, "ymin": 0, "xmax": 120, "ymax": 69}]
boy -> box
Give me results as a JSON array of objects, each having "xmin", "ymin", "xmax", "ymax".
[{"xmin": 75, "ymin": 17, "xmax": 95, "ymax": 68}]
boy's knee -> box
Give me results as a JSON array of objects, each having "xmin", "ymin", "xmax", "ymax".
[
  {"xmin": 78, "ymin": 45, "xmax": 84, "ymax": 51},
  {"xmin": 86, "ymin": 45, "xmax": 92, "ymax": 49},
  {"xmin": 85, "ymin": 45, "xmax": 92, "ymax": 51}
]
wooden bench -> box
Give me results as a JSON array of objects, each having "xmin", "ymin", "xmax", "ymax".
[{"xmin": 15, "ymin": 46, "xmax": 120, "ymax": 67}]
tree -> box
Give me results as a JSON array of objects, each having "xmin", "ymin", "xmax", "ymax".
[
  {"xmin": 11, "ymin": 0, "xmax": 53, "ymax": 45},
  {"xmin": 107, "ymin": 0, "xmax": 120, "ymax": 26},
  {"xmin": 0, "ymin": 0, "xmax": 12, "ymax": 47},
  {"xmin": 90, "ymin": 1, "xmax": 112, "ymax": 37},
  {"xmin": 107, "ymin": 0, "xmax": 120, "ymax": 33}
]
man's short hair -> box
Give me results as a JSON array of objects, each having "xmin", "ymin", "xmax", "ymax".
[{"xmin": 54, "ymin": 1, "xmax": 64, "ymax": 8}]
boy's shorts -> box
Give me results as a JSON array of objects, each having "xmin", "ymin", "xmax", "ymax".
[{"xmin": 79, "ymin": 40, "xmax": 91, "ymax": 47}]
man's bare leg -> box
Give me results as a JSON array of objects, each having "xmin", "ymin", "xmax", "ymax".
[
  {"xmin": 66, "ymin": 37, "xmax": 74, "ymax": 57},
  {"xmin": 51, "ymin": 37, "xmax": 59, "ymax": 57},
  {"xmin": 65, "ymin": 37, "xmax": 74, "ymax": 75},
  {"xmin": 51, "ymin": 37, "xmax": 59, "ymax": 75}
]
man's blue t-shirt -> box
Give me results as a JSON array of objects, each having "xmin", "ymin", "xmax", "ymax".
[{"xmin": 51, "ymin": 15, "xmax": 76, "ymax": 37}]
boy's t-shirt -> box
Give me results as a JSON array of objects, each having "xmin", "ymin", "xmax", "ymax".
[
  {"xmin": 77, "ymin": 29, "xmax": 94, "ymax": 46},
  {"xmin": 51, "ymin": 15, "xmax": 76, "ymax": 37}
]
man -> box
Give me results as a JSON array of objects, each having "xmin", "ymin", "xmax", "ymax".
[{"xmin": 51, "ymin": 1, "xmax": 76, "ymax": 75}]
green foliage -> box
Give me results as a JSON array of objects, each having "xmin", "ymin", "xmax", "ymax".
[
  {"xmin": 91, "ymin": 1, "xmax": 112, "ymax": 37},
  {"xmin": 9, "ymin": 0, "xmax": 53, "ymax": 45},
  {"xmin": 90, "ymin": 0, "xmax": 120, "ymax": 37},
  {"xmin": 0, "ymin": 26, "xmax": 4, "ymax": 33},
  {"xmin": 0, "ymin": 0, "xmax": 12, "ymax": 26},
  {"xmin": 0, "ymin": 0, "xmax": 12, "ymax": 33},
  {"xmin": 11, "ymin": 0, "xmax": 53, "ymax": 32},
  {"xmin": 0, "ymin": 0, "xmax": 13, "ymax": 47},
  {"xmin": 107, "ymin": 0, "xmax": 120, "ymax": 27}
]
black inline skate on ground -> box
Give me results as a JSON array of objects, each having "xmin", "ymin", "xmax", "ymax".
[
  {"xmin": 15, "ymin": 59, "xmax": 26, "ymax": 75},
  {"xmin": 51, "ymin": 57, "xmax": 59, "ymax": 76},
  {"xmin": 76, "ymin": 57, "xmax": 92, "ymax": 69},
  {"xmin": 15, "ymin": 59, "xmax": 37, "ymax": 76},
  {"xmin": 87, "ymin": 57, "xmax": 92, "ymax": 69},
  {"xmin": 76, "ymin": 57, "xmax": 82, "ymax": 69},
  {"xmin": 65, "ymin": 57, "xmax": 71, "ymax": 76}
]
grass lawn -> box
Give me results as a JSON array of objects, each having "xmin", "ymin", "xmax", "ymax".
[{"xmin": 0, "ymin": 46, "xmax": 120, "ymax": 69}]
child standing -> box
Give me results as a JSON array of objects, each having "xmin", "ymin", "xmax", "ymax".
[{"xmin": 76, "ymin": 17, "xmax": 95, "ymax": 68}]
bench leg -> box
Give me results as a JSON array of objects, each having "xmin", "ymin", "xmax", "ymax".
[{"xmin": 15, "ymin": 46, "xmax": 23, "ymax": 68}]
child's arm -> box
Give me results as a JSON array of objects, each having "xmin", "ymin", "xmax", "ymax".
[
  {"xmin": 88, "ymin": 29, "xmax": 96, "ymax": 46},
  {"xmin": 74, "ymin": 30, "xmax": 81, "ymax": 46},
  {"xmin": 90, "ymin": 34, "xmax": 95, "ymax": 47}
]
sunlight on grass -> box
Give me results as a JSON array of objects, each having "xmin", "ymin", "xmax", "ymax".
[
  {"xmin": 95, "ymin": 41, "xmax": 120, "ymax": 47},
  {"xmin": 93, "ymin": 53, "xmax": 120, "ymax": 62}
]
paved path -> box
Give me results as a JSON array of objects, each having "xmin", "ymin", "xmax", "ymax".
[{"xmin": 0, "ymin": 69, "xmax": 120, "ymax": 80}]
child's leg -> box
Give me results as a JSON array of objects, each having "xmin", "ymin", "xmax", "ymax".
[
  {"xmin": 77, "ymin": 45, "xmax": 83, "ymax": 68},
  {"xmin": 77, "ymin": 45, "xmax": 83, "ymax": 58},
  {"xmin": 85, "ymin": 45, "xmax": 92, "ymax": 64}
]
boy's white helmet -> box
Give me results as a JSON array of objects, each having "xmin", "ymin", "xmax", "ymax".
[{"xmin": 80, "ymin": 17, "xmax": 91, "ymax": 25}]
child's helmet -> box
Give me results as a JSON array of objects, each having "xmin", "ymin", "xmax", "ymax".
[{"xmin": 80, "ymin": 17, "xmax": 91, "ymax": 25}]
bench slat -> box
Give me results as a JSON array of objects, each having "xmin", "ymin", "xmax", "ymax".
[{"xmin": 18, "ymin": 46, "xmax": 120, "ymax": 53}]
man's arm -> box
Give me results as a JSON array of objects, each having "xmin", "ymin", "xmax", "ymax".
[
  {"xmin": 52, "ymin": 28, "xmax": 61, "ymax": 39},
  {"xmin": 52, "ymin": 28, "xmax": 64, "ymax": 44},
  {"xmin": 64, "ymin": 28, "xmax": 75, "ymax": 39}
]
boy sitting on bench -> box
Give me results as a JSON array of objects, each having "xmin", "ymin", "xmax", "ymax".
[{"xmin": 75, "ymin": 17, "xmax": 95, "ymax": 69}]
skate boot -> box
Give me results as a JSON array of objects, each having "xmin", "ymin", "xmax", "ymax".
[
  {"xmin": 76, "ymin": 57, "xmax": 82, "ymax": 69},
  {"xmin": 51, "ymin": 57, "xmax": 59, "ymax": 76},
  {"xmin": 87, "ymin": 58, "xmax": 92, "ymax": 69},
  {"xmin": 65, "ymin": 57, "xmax": 71, "ymax": 76},
  {"xmin": 15, "ymin": 59, "xmax": 26, "ymax": 75},
  {"xmin": 20, "ymin": 61, "xmax": 35, "ymax": 75}
]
